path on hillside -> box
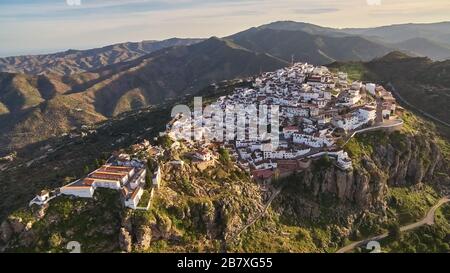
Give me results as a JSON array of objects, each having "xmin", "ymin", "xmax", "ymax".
[
  {"xmin": 232, "ymin": 186, "xmax": 283, "ymax": 241},
  {"xmin": 336, "ymin": 196, "xmax": 450, "ymax": 253},
  {"xmin": 387, "ymin": 83, "xmax": 450, "ymax": 128}
]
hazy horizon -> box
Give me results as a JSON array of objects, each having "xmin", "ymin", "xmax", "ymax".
[{"xmin": 1, "ymin": 0, "xmax": 450, "ymax": 57}]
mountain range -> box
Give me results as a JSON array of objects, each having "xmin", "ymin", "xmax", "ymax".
[
  {"xmin": 259, "ymin": 21, "xmax": 450, "ymax": 61},
  {"xmin": 1, "ymin": 20, "xmax": 450, "ymax": 153},
  {"xmin": 0, "ymin": 38, "xmax": 203, "ymax": 76}
]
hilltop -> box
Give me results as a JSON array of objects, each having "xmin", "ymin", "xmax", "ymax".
[{"xmin": 227, "ymin": 27, "xmax": 392, "ymax": 64}]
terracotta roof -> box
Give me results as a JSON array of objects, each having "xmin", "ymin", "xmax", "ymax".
[
  {"xmin": 130, "ymin": 187, "xmax": 142, "ymax": 200},
  {"xmin": 283, "ymin": 126, "xmax": 299, "ymax": 131},
  {"xmin": 98, "ymin": 166, "xmax": 133, "ymax": 174},
  {"xmin": 252, "ymin": 169, "xmax": 274, "ymax": 179},
  {"xmin": 90, "ymin": 171, "xmax": 126, "ymax": 181},
  {"xmin": 83, "ymin": 178, "xmax": 95, "ymax": 186}
]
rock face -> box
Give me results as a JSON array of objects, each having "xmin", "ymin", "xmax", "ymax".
[
  {"xmin": 135, "ymin": 226, "xmax": 152, "ymax": 251},
  {"xmin": 119, "ymin": 228, "xmax": 132, "ymax": 253},
  {"xmin": 33, "ymin": 204, "xmax": 49, "ymax": 220},
  {"xmin": 0, "ymin": 220, "xmax": 13, "ymax": 244},
  {"xmin": 0, "ymin": 215, "xmax": 37, "ymax": 249},
  {"xmin": 141, "ymin": 157, "xmax": 266, "ymax": 246},
  {"xmin": 274, "ymin": 132, "xmax": 448, "ymax": 224},
  {"xmin": 373, "ymin": 135, "xmax": 443, "ymax": 187}
]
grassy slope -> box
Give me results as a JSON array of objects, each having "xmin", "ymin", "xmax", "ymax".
[{"xmin": 0, "ymin": 38, "xmax": 287, "ymax": 153}]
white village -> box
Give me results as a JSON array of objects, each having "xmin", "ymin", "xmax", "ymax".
[{"xmin": 168, "ymin": 62, "xmax": 403, "ymax": 181}]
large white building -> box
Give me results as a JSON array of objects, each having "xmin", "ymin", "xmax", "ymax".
[
  {"xmin": 333, "ymin": 106, "xmax": 376, "ymax": 131},
  {"xmin": 60, "ymin": 164, "xmax": 149, "ymax": 210}
]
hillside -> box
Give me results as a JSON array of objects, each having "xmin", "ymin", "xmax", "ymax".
[
  {"xmin": 77, "ymin": 37, "xmax": 288, "ymax": 117},
  {"xmin": 0, "ymin": 38, "xmax": 203, "ymax": 76},
  {"xmin": 228, "ymin": 28, "xmax": 392, "ymax": 65},
  {"xmin": 0, "ymin": 38, "xmax": 287, "ymax": 152},
  {"xmin": 0, "ymin": 72, "xmax": 106, "ymax": 153},
  {"xmin": 256, "ymin": 21, "xmax": 450, "ymax": 61},
  {"xmin": 342, "ymin": 22, "xmax": 450, "ymax": 45},
  {"xmin": 391, "ymin": 38, "xmax": 450, "ymax": 61},
  {"xmin": 0, "ymin": 81, "xmax": 449, "ymax": 253},
  {"xmin": 259, "ymin": 21, "xmax": 348, "ymax": 37},
  {"xmin": 329, "ymin": 52, "xmax": 450, "ymax": 128}
]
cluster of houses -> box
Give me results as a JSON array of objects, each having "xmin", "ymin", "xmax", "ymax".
[{"xmin": 167, "ymin": 62, "xmax": 399, "ymax": 181}]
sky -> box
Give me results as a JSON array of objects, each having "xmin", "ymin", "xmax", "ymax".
[{"xmin": 1, "ymin": 0, "xmax": 449, "ymax": 57}]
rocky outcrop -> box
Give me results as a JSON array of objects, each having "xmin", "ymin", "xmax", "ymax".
[
  {"xmin": 0, "ymin": 215, "xmax": 37, "ymax": 249},
  {"xmin": 274, "ymin": 132, "xmax": 448, "ymax": 224},
  {"xmin": 373, "ymin": 135, "xmax": 443, "ymax": 187},
  {"xmin": 134, "ymin": 226, "xmax": 152, "ymax": 251},
  {"xmin": 33, "ymin": 204, "xmax": 49, "ymax": 220},
  {"xmin": 119, "ymin": 228, "xmax": 132, "ymax": 253},
  {"xmin": 0, "ymin": 220, "xmax": 13, "ymax": 244}
]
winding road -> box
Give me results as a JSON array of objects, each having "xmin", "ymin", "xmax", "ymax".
[
  {"xmin": 387, "ymin": 83, "xmax": 450, "ymax": 128},
  {"xmin": 336, "ymin": 196, "xmax": 450, "ymax": 253}
]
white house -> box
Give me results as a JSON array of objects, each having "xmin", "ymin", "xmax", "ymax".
[
  {"xmin": 333, "ymin": 113, "xmax": 361, "ymax": 131},
  {"xmin": 336, "ymin": 151, "xmax": 353, "ymax": 170},
  {"xmin": 29, "ymin": 190, "xmax": 51, "ymax": 207},
  {"xmin": 195, "ymin": 149, "xmax": 214, "ymax": 161},
  {"xmin": 124, "ymin": 186, "xmax": 144, "ymax": 210},
  {"xmin": 60, "ymin": 179, "xmax": 96, "ymax": 198},
  {"xmin": 366, "ymin": 83, "xmax": 376, "ymax": 96},
  {"xmin": 254, "ymin": 161, "xmax": 277, "ymax": 170},
  {"xmin": 152, "ymin": 166, "xmax": 162, "ymax": 189},
  {"xmin": 358, "ymin": 106, "xmax": 377, "ymax": 122},
  {"xmin": 283, "ymin": 126, "xmax": 299, "ymax": 139},
  {"xmin": 293, "ymin": 134, "xmax": 334, "ymax": 148}
]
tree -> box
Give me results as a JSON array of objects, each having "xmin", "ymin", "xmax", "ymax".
[
  {"xmin": 94, "ymin": 159, "xmax": 100, "ymax": 168},
  {"xmin": 219, "ymin": 147, "xmax": 230, "ymax": 164},
  {"xmin": 388, "ymin": 223, "xmax": 402, "ymax": 241},
  {"xmin": 146, "ymin": 158, "xmax": 155, "ymax": 172},
  {"xmin": 145, "ymin": 171, "xmax": 152, "ymax": 189},
  {"xmin": 273, "ymin": 168, "xmax": 280, "ymax": 181}
]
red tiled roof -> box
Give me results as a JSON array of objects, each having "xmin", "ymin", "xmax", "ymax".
[
  {"xmin": 90, "ymin": 171, "xmax": 126, "ymax": 181},
  {"xmin": 252, "ymin": 169, "xmax": 273, "ymax": 179}
]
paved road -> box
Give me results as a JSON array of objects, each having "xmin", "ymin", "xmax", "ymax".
[{"xmin": 336, "ymin": 196, "xmax": 450, "ymax": 253}]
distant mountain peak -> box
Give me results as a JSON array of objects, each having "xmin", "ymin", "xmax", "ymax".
[{"xmin": 378, "ymin": 51, "xmax": 414, "ymax": 61}]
